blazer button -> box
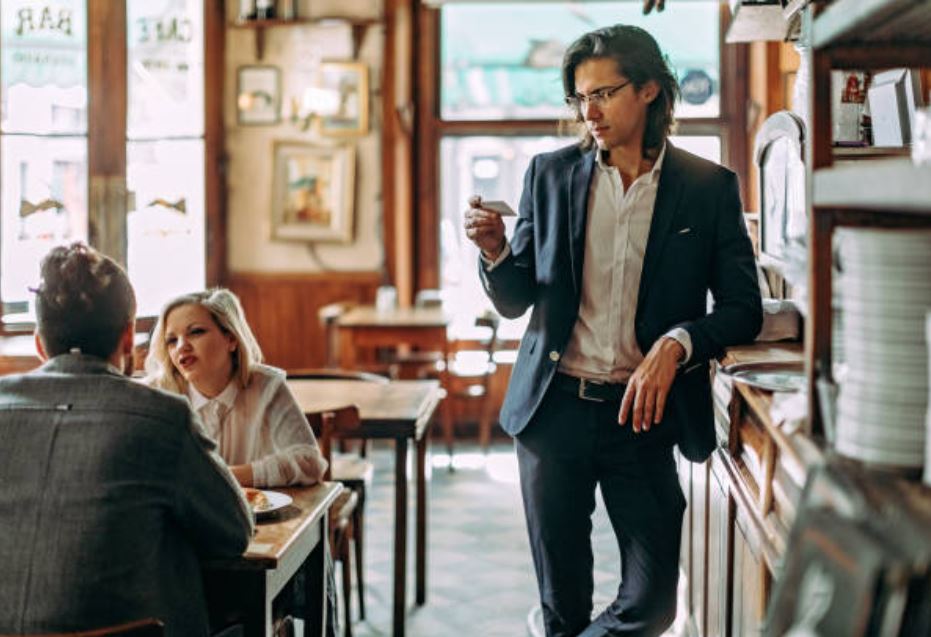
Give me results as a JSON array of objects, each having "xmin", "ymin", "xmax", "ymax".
[{"xmin": 549, "ymin": 350, "xmax": 560, "ymax": 362}]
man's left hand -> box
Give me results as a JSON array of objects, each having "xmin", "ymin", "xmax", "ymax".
[{"xmin": 619, "ymin": 337, "xmax": 684, "ymax": 432}]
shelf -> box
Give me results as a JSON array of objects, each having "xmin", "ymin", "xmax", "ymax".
[
  {"xmin": 813, "ymin": 0, "xmax": 931, "ymax": 48},
  {"xmin": 725, "ymin": 1, "xmax": 793, "ymax": 43},
  {"xmin": 230, "ymin": 16, "xmax": 381, "ymax": 60},
  {"xmin": 230, "ymin": 16, "xmax": 380, "ymax": 30},
  {"xmin": 813, "ymin": 158, "xmax": 931, "ymax": 211},
  {"xmin": 832, "ymin": 145, "xmax": 911, "ymax": 159}
]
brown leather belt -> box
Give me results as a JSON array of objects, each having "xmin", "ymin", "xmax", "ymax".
[{"xmin": 554, "ymin": 373, "xmax": 626, "ymax": 403}]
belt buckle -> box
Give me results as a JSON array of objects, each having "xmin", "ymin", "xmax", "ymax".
[{"xmin": 577, "ymin": 377, "xmax": 605, "ymax": 402}]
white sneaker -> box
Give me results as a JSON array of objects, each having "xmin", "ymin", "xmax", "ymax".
[{"xmin": 526, "ymin": 604, "xmax": 545, "ymax": 637}]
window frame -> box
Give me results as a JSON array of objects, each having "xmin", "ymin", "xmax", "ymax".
[
  {"xmin": 0, "ymin": 0, "xmax": 225, "ymax": 334},
  {"xmin": 413, "ymin": 1, "xmax": 749, "ymax": 293}
]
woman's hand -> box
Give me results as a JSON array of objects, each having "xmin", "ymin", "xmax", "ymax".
[{"xmin": 231, "ymin": 463, "xmax": 254, "ymax": 487}]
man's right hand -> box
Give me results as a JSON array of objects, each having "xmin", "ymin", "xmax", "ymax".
[{"xmin": 464, "ymin": 195, "xmax": 507, "ymax": 260}]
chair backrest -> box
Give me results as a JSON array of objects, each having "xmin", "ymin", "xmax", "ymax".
[
  {"xmin": 23, "ymin": 619, "xmax": 165, "ymax": 637},
  {"xmin": 317, "ymin": 301, "xmax": 352, "ymax": 368},
  {"xmin": 287, "ymin": 368, "xmax": 390, "ymax": 384},
  {"xmin": 474, "ymin": 312, "xmax": 501, "ymax": 360},
  {"xmin": 305, "ymin": 405, "xmax": 363, "ymax": 479}
]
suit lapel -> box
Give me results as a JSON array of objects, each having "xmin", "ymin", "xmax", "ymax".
[
  {"xmin": 637, "ymin": 145, "xmax": 685, "ymax": 310},
  {"xmin": 568, "ymin": 149, "xmax": 597, "ymax": 296}
]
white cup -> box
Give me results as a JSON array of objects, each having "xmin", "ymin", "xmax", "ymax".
[
  {"xmin": 912, "ymin": 107, "xmax": 931, "ymax": 166},
  {"xmin": 924, "ymin": 311, "xmax": 931, "ymax": 486},
  {"xmin": 375, "ymin": 285, "xmax": 398, "ymax": 313}
]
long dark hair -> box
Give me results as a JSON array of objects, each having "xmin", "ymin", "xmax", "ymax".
[
  {"xmin": 34, "ymin": 243, "xmax": 136, "ymax": 358},
  {"xmin": 561, "ymin": 24, "xmax": 679, "ymax": 157}
]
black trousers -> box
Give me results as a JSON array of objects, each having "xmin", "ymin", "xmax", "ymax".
[{"xmin": 515, "ymin": 383, "xmax": 686, "ymax": 637}]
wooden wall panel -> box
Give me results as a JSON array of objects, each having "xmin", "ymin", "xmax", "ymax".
[{"xmin": 227, "ymin": 272, "xmax": 381, "ymax": 371}]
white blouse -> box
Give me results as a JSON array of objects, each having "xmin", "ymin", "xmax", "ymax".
[{"xmin": 188, "ymin": 364, "xmax": 328, "ymax": 488}]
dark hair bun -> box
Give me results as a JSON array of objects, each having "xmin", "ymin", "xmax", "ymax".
[{"xmin": 35, "ymin": 243, "xmax": 136, "ymax": 358}]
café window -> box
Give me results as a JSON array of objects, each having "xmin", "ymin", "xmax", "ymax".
[
  {"xmin": 421, "ymin": 0, "xmax": 737, "ymax": 334},
  {"xmin": 439, "ymin": 1, "xmax": 720, "ymax": 121},
  {"xmin": 0, "ymin": 0, "xmax": 216, "ymax": 327}
]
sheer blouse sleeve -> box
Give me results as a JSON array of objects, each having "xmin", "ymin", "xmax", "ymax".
[{"xmin": 249, "ymin": 373, "xmax": 328, "ymax": 488}]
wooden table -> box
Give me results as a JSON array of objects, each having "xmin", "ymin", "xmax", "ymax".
[
  {"xmin": 287, "ymin": 379, "xmax": 442, "ymax": 637},
  {"xmin": 0, "ymin": 335, "xmax": 40, "ymax": 376},
  {"xmin": 203, "ymin": 482, "xmax": 343, "ymax": 636},
  {"xmin": 336, "ymin": 306, "xmax": 455, "ymax": 454}
]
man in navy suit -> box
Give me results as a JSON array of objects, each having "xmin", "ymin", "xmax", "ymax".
[{"xmin": 465, "ymin": 25, "xmax": 761, "ymax": 637}]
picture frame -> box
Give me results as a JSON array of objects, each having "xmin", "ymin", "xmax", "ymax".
[
  {"xmin": 318, "ymin": 61, "xmax": 369, "ymax": 136},
  {"xmin": 237, "ymin": 65, "xmax": 281, "ymax": 125},
  {"xmin": 270, "ymin": 142, "xmax": 356, "ymax": 243}
]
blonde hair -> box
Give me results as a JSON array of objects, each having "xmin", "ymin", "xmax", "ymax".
[{"xmin": 144, "ymin": 288, "xmax": 263, "ymax": 394}]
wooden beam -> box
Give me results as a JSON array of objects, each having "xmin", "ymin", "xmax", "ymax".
[
  {"xmin": 414, "ymin": 4, "xmax": 440, "ymax": 293},
  {"xmin": 384, "ymin": 0, "xmax": 415, "ymax": 306},
  {"xmin": 206, "ymin": 0, "xmax": 227, "ymax": 286},
  {"xmin": 87, "ymin": 0, "xmax": 128, "ymax": 265}
]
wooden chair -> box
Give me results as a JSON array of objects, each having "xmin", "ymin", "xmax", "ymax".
[
  {"xmin": 23, "ymin": 619, "xmax": 164, "ymax": 637},
  {"xmin": 287, "ymin": 368, "xmax": 385, "ymax": 457},
  {"xmin": 410, "ymin": 311, "xmax": 501, "ymax": 455},
  {"xmin": 443, "ymin": 312, "xmax": 501, "ymax": 452},
  {"xmin": 318, "ymin": 302, "xmax": 352, "ymax": 369},
  {"xmin": 305, "ymin": 405, "xmax": 370, "ymax": 637}
]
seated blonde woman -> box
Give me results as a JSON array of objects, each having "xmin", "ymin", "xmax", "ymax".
[{"xmin": 145, "ymin": 288, "xmax": 327, "ymax": 488}]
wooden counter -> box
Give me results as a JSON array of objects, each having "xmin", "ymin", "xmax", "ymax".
[{"xmin": 678, "ymin": 341, "xmax": 820, "ymax": 637}]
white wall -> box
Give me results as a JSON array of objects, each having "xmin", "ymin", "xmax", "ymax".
[{"xmin": 224, "ymin": 0, "xmax": 384, "ymax": 273}]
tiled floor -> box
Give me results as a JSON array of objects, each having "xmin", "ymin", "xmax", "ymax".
[{"xmin": 344, "ymin": 439, "xmax": 686, "ymax": 637}]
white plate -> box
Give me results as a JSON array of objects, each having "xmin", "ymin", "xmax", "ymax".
[
  {"xmin": 838, "ymin": 379, "xmax": 928, "ymax": 407},
  {"xmin": 835, "ymin": 437, "xmax": 925, "ymax": 467},
  {"xmin": 836, "ymin": 404, "xmax": 927, "ymax": 430},
  {"xmin": 836, "ymin": 228, "xmax": 931, "ymax": 250},
  {"xmin": 836, "ymin": 424, "xmax": 926, "ymax": 448},
  {"xmin": 844, "ymin": 368, "xmax": 928, "ymax": 391},
  {"xmin": 245, "ymin": 489, "xmax": 293, "ymax": 518}
]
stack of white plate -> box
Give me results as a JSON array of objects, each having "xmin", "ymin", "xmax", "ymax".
[
  {"xmin": 834, "ymin": 228, "xmax": 931, "ymax": 469},
  {"xmin": 925, "ymin": 313, "xmax": 931, "ymax": 486}
]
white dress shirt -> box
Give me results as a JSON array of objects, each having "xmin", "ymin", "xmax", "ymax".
[
  {"xmin": 484, "ymin": 144, "xmax": 691, "ymax": 382},
  {"xmin": 188, "ymin": 364, "xmax": 328, "ymax": 488}
]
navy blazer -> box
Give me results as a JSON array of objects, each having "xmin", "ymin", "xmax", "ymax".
[{"xmin": 480, "ymin": 142, "xmax": 762, "ymax": 462}]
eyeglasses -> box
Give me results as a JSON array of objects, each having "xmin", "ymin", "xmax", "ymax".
[{"xmin": 564, "ymin": 80, "xmax": 632, "ymax": 110}]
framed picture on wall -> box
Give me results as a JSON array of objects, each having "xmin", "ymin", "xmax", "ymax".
[
  {"xmin": 270, "ymin": 142, "xmax": 356, "ymax": 243},
  {"xmin": 318, "ymin": 61, "xmax": 369, "ymax": 136},
  {"xmin": 237, "ymin": 65, "xmax": 281, "ymax": 125}
]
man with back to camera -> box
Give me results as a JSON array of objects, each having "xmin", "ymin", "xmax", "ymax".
[
  {"xmin": 0, "ymin": 243, "xmax": 254, "ymax": 636},
  {"xmin": 464, "ymin": 25, "xmax": 762, "ymax": 637}
]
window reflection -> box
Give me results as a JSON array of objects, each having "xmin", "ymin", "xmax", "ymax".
[
  {"xmin": 441, "ymin": 1, "xmax": 720, "ymax": 121},
  {"xmin": 127, "ymin": 0, "xmax": 204, "ymax": 138},
  {"xmin": 1, "ymin": 0, "xmax": 88, "ymax": 135},
  {"xmin": 1, "ymin": 136, "xmax": 88, "ymax": 306},
  {"xmin": 127, "ymin": 140, "xmax": 205, "ymax": 316}
]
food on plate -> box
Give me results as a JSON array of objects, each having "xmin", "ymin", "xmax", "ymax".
[{"xmin": 243, "ymin": 487, "xmax": 271, "ymax": 512}]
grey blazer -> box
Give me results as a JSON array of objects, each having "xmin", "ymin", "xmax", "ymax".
[{"xmin": 0, "ymin": 354, "xmax": 254, "ymax": 636}]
